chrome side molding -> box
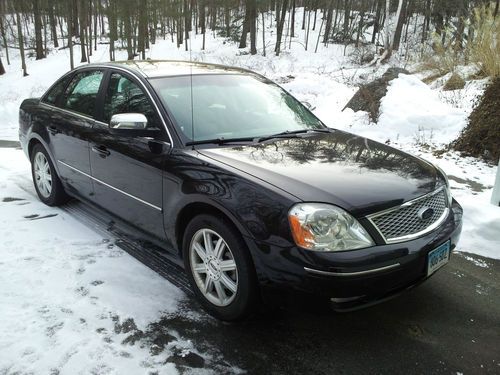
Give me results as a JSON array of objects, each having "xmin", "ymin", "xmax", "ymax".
[
  {"xmin": 57, "ymin": 160, "xmax": 162, "ymax": 212},
  {"xmin": 304, "ymin": 263, "xmax": 401, "ymax": 277}
]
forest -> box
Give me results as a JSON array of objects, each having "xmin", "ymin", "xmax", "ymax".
[{"xmin": 0, "ymin": 0, "xmax": 499, "ymax": 77}]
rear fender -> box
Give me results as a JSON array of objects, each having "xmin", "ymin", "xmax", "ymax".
[{"xmin": 27, "ymin": 132, "xmax": 62, "ymax": 177}]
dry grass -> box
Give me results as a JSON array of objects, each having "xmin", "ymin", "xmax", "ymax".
[
  {"xmin": 418, "ymin": 3, "xmax": 500, "ymax": 79},
  {"xmin": 468, "ymin": 5, "xmax": 500, "ymax": 78}
]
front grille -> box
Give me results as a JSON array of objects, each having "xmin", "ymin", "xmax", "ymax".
[{"xmin": 368, "ymin": 188, "xmax": 449, "ymax": 243}]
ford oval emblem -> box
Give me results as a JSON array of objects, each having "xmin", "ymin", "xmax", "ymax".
[{"xmin": 418, "ymin": 207, "xmax": 434, "ymax": 221}]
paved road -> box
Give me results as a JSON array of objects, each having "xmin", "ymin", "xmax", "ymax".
[{"xmin": 155, "ymin": 251, "xmax": 500, "ymax": 374}]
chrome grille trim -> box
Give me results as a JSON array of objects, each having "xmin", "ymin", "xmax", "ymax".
[{"xmin": 367, "ymin": 187, "xmax": 449, "ymax": 244}]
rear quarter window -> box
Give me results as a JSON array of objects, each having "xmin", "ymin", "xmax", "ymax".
[{"xmin": 42, "ymin": 75, "xmax": 72, "ymax": 106}]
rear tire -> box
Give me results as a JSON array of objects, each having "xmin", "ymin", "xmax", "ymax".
[
  {"xmin": 183, "ymin": 214, "xmax": 259, "ymax": 321},
  {"xmin": 30, "ymin": 143, "xmax": 69, "ymax": 206}
]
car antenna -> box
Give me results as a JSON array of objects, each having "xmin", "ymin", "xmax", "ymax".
[{"xmin": 189, "ymin": 18, "xmax": 195, "ymax": 150}]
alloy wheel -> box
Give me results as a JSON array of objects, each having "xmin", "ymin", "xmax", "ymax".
[
  {"xmin": 189, "ymin": 228, "xmax": 239, "ymax": 307},
  {"xmin": 33, "ymin": 152, "xmax": 52, "ymax": 198}
]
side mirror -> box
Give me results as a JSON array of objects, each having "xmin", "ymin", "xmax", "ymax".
[{"xmin": 110, "ymin": 113, "xmax": 148, "ymax": 130}]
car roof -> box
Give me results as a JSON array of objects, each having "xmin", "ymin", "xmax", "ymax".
[{"xmin": 77, "ymin": 60, "xmax": 256, "ymax": 79}]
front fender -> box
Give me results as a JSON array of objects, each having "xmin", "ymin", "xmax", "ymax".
[{"xmin": 162, "ymin": 151, "xmax": 299, "ymax": 250}]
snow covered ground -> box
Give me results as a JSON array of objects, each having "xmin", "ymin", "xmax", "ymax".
[
  {"xmin": 1, "ymin": 7, "xmax": 499, "ymax": 373},
  {"xmin": 0, "ymin": 148, "xmax": 241, "ymax": 374}
]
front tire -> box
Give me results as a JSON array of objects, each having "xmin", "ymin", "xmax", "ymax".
[
  {"xmin": 30, "ymin": 143, "xmax": 69, "ymax": 206},
  {"xmin": 183, "ymin": 214, "xmax": 259, "ymax": 321}
]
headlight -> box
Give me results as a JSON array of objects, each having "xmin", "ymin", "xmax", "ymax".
[
  {"xmin": 288, "ymin": 203, "xmax": 374, "ymax": 251},
  {"xmin": 436, "ymin": 165, "xmax": 453, "ymax": 205}
]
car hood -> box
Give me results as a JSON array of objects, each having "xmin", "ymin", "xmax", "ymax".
[{"xmin": 197, "ymin": 130, "xmax": 443, "ymax": 217}]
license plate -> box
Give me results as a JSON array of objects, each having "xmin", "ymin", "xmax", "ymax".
[{"xmin": 427, "ymin": 241, "xmax": 450, "ymax": 276}]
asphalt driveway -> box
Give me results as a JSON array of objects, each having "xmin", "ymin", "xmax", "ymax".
[{"xmin": 155, "ymin": 252, "xmax": 500, "ymax": 374}]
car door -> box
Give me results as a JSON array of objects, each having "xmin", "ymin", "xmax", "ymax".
[
  {"xmin": 88, "ymin": 70, "xmax": 171, "ymax": 239},
  {"xmin": 43, "ymin": 69, "xmax": 105, "ymax": 199}
]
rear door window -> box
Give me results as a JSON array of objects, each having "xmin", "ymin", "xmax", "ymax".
[{"xmin": 62, "ymin": 70, "xmax": 104, "ymax": 118}]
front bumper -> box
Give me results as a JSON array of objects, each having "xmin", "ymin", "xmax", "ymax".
[{"xmin": 245, "ymin": 199, "xmax": 463, "ymax": 310}]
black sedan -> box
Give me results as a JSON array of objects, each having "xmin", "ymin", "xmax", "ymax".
[{"xmin": 19, "ymin": 61, "xmax": 463, "ymax": 321}]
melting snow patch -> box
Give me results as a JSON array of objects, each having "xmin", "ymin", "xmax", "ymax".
[{"xmin": 462, "ymin": 255, "xmax": 490, "ymax": 268}]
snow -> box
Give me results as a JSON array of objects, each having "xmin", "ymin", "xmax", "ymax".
[
  {"xmin": 0, "ymin": 148, "xmax": 231, "ymax": 373},
  {"xmin": 0, "ymin": 11, "xmax": 498, "ymax": 256},
  {"xmin": 379, "ymin": 74, "xmax": 467, "ymax": 143},
  {"xmin": 0, "ymin": 6, "xmax": 500, "ymax": 371}
]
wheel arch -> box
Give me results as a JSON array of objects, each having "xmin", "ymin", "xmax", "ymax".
[
  {"xmin": 27, "ymin": 135, "xmax": 61, "ymax": 176},
  {"xmin": 175, "ymin": 201, "xmax": 250, "ymax": 259}
]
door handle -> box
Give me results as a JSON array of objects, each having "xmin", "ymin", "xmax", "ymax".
[
  {"xmin": 91, "ymin": 145, "xmax": 111, "ymax": 158},
  {"xmin": 48, "ymin": 126, "xmax": 60, "ymax": 135}
]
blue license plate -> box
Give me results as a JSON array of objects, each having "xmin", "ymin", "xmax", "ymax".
[{"xmin": 427, "ymin": 241, "xmax": 450, "ymax": 276}]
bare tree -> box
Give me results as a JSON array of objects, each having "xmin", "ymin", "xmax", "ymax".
[
  {"xmin": 0, "ymin": 1, "xmax": 10, "ymax": 66},
  {"xmin": 33, "ymin": 0, "xmax": 45, "ymax": 59},
  {"xmin": 249, "ymin": 0, "xmax": 257, "ymax": 54},
  {"xmin": 16, "ymin": 10, "xmax": 28, "ymax": 76},
  {"xmin": 68, "ymin": 1, "xmax": 75, "ymax": 69},
  {"xmin": 48, "ymin": 0, "xmax": 59, "ymax": 48},
  {"xmin": 0, "ymin": 54, "xmax": 5, "ymax": 75},
  {"xmin": 275, "ymin": 0, "xmax": 288, "ymax": 55}
]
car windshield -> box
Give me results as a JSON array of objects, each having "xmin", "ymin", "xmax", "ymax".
[{"xmin": 149, "ymin": 74, "xmax": 325, "ymax": 143}]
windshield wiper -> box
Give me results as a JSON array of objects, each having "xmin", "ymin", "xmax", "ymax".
[
  {"xmin": 256, "ymin": 128, "xmax": 333, "ymax": 143},
  {"xmin": 186, "ymin": 128, "xmax": 334, "ymax": 146},
  {"xmin": 186, "ymin": 136, "xmax": 256, "ymax": 146}
]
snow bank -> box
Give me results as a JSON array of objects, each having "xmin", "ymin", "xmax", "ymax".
[{"xmin": 378, "ymin": 74, "xmax": 467, "ymax": 144}]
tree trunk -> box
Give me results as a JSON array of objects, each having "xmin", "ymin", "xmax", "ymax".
[
  {"xmin": 275, "ymin": 0, "xmax": 288, "ymax": 55},
  {"xmin": 323, "ymin": 0, "xmax": 334, "ymax": 44},
  {"xmin": 249, "ymin": 0, "xmax": 257, "ymax": 54},
  {"xmin": 16, "ymin": 11, "xmax": 28, "ymax": 76},
  {"xmin": 0, "ymin": 10, "xmax": 10, "ymax": 65},
  {"xmin": 124, "ymin": 3, "xmax": 134, "ymax": 59},
  {"xmin": 262, "ymin": 11, "xmax": 266, "ymax": 56},
  {"xmin": 79, "ymin": 0, "xmax": 87, "ymax": 63},
  {"xmin": 305, "ymin": 6, "xmax": 311, "ymax": 50},
  {"xmin": 392, "ymin": 0, "xmax": 407, "ymax": 51},
  {"xmin": 184, "ymin": 0, "xmax": 189, "ymax": 52},
  {"xmin": 34, "ymin": 0, "xmax": 45, "ymax": 59},
  {"xmin": 73, "ymin": 0, "xmax": 79, "ymax": 37},
  {"xmin": 342, "ymin": 0, "xmax": 351, "ymax": 42},
  {"xmin": 239, "ymin": 6, "xmax": 249, "ymax": 48},
  {"xmin": 372, "ymin": 0, "xmax": 382, "ymax": 44},
  {"xmin": 315, "ymin": 17, "xmax": 324, "ymax": 52},
  {"xmin": 68, "ymin": 4, "xmax": 75, "ymax": 69},
  {"xmin": 379, "ymin": 0, "xmax": 403, "ymax": 63},
  {"xmin": 88, "ymin": 0, "xmax": 93, "ymax": 56},
  {"xmin": 48, "ymin": 0, "xmax": 59, "ymax": 48},
  {"xmin": 224, "ymin": 3, "xmax": 230, "ymax": 37},
  {"xmin": 421, "ymin": 0, "xmax": 431, "ymax": 43},
  {"xmin": 356, "ymin": 0, "xmax": 366, "ymax": 47},
  {"xmin": 138, "ymin": 3, "xmax": 147, "ymax": 59},
  {"xmin": 200, "ymin": 0, "xmax": 206, "ymax": 49},
  {"xmin": 108, "ymin": 0, "xmax": 116, "ymax": 61}
]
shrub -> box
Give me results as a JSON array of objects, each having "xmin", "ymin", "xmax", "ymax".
[
  {"xmin": 419, "ymin": 3, "xmax": 500, "ymax": 79},
  {"xmin": 467, "ymin": 4, "xmax": 500, "ymax": 78}
]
